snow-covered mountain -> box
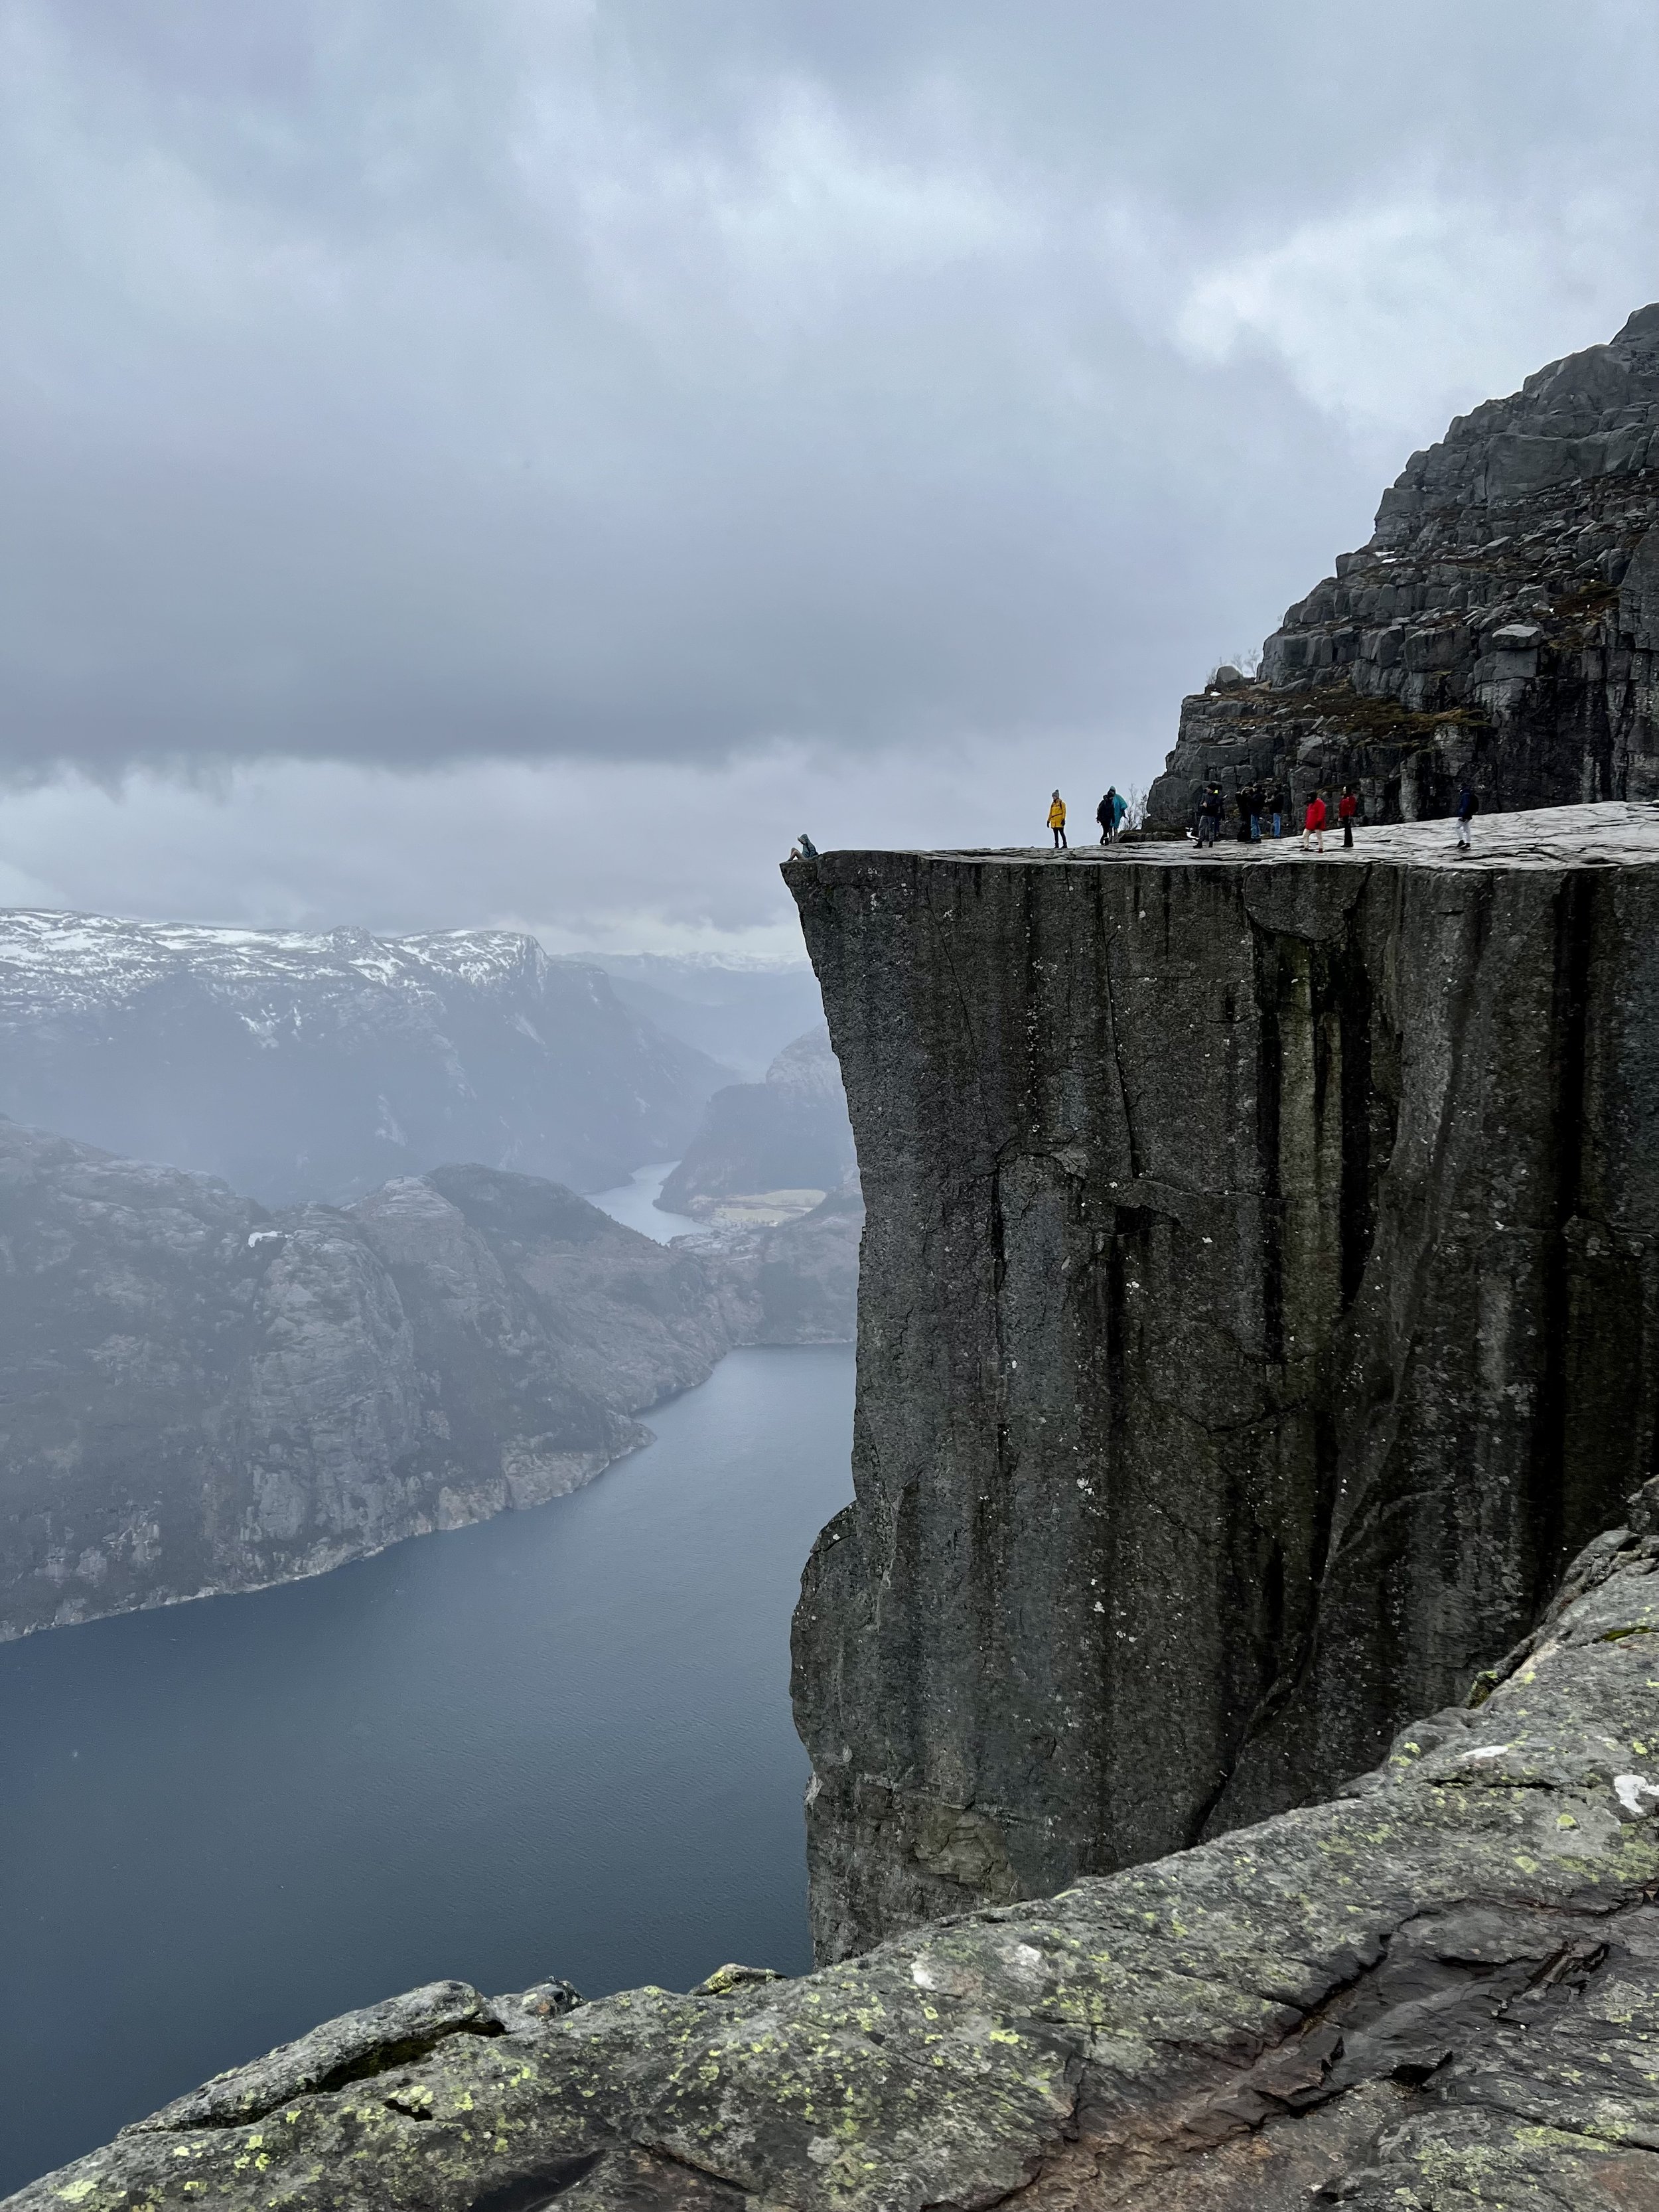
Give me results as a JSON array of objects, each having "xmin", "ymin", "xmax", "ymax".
[{"xmin": 0, "ymin": 910, "xmax": 731, "ymax": 1203}]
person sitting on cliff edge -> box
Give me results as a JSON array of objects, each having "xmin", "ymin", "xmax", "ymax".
[
  {"xmin": 1048, "ymin": 791, "xmax": 1068, "ymax": 849},
  {"xmin": 788, "ymin": 832, "xmax": 820, "ymax": 861}
]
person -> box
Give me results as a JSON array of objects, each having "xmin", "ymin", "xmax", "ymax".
[
  {"xmin": 1301, "ymin": 790, "xmax": 1327, "ymax": 853},
  {"xmin": 1096, "ymin": 789, "xmax": 1116, "ymax": 844},
  {"xmin": 1196, "ymin": 782, "xmax": 1222, "ymax": 849},
  {"xmin": 1235, "ymin": 786, "xmax": 1252, "ymax": 844},
  {"xmin": 1455, "ymin": 784, "xmax": 1478, "ymax": 849},
  {"xmin": 1248, "ymin": 784, "xmax": 1263, "ymax": 842},
  {"xmin": 1268, "ymin": 782, "xmax": 1283, "ymax": 838},
  {"xmin": 1338, "ymin": 786, "xmax": 1358, "ymax": 849},
  {"xmin": 796, "ymin": 832, "xmax": 819, "ymax": 858},
  {"xmin": 1112, "ymin": 788, "xmax": 1129, "ymax": 838},
  {"xmin": 1048, "ymin": 790, "xmax": 1068, "ymax": 849}
]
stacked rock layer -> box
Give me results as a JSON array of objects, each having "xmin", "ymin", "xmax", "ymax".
[{"xmin": 1148, "ymin": 303, "xmax": 1659, "ymax": 830}]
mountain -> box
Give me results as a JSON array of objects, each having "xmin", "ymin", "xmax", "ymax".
[
  {"xmin": 0, "ymin": 911, "xmax": 730, "ymax": 1203},
  {"xmin": 588, "ymin": 954, "xmax": 825, "ymax": 1080},
  {"xmin": 657, "ymin": 1025, "xmax": 857, "ymax": 1225},
  {"xmin": 1148, "ymin": 300, "xmax": 1659, "ymax": 827},
  {"xmin": 0, "ymin": 1116, "xmax": 858, "ymax": 1640}
]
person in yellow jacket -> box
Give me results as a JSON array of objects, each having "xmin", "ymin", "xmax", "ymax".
[{"xmin": 1047, "ymin": 790, "xmax": 1067, "ymax": 849}]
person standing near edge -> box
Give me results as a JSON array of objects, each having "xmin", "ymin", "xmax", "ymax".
[
  {"xmin": 1455, "ymin": 783, "xmax": 1479, "ymax": 850},
  {"xmin": 1112, "ymin": 787, "xmax": 1129, "ymax": 839},
  {"xmin": 1096, "ymin": 788, "xmax": 1116, "ymax": 844},
  {"xmin": 1301, "ymin": 790, "xmax": 1327, "ymax": 853},
  {"xmin": 1048, "ymin": 790, "xmax": 1068, "ymax": 849},
  {"xmin": 1338, "ymin": 785, "xmax": 1358, "ymax": 849}
]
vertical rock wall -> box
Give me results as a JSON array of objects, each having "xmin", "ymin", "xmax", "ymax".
[{"xmin": 788, "ymin": 823, "xmax": 1659, "ymax": 1960}]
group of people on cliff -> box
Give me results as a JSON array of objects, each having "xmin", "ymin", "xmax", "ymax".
[{"xmin": 1045, "ymin": 788, "xmax": 1129, "ymax": 848}]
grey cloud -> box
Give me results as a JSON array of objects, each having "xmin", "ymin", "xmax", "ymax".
[{"xmin": 2, "ymin": 0, "xmax": 1657, "ymax": 773}]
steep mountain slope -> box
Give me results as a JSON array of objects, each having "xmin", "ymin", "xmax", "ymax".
[
  {"xmin": 658, "ymin": 1025, "xmax": 856, "ymax": 1224},
  {"xmin": 0, "ymin": 1111, "xmax": 861, "ymax": 1640},
  {"xmin": 1149, "ymin": 301, "xmax": 1659, "ymax": 827},
  {"xmin": 0, "ymin": 912, "xmax": 728, "ymax": 1203},
  {"xmin": 0, "ymin": 1122, "xmax": 733, "ymax": 1639}
]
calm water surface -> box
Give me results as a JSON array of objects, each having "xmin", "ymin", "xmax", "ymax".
[
  {"xmin": 588, "ymin": 1159, "xmax": 701, "ymax": 1241},
  {"xmin": 0, "ymin": 1345, "xmax": 854, "ymax": 2193}
]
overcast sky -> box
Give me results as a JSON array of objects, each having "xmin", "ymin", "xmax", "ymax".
[{"xmin": 3, "ymin": 0, "xmax": 1657, "ymax": 953}]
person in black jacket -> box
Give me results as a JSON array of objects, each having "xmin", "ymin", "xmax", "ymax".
[{"xmin": 1455, "ymin": 786, "xmax": 1478, "ymax": 850}]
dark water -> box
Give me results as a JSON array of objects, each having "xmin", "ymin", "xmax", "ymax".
[{"xmin": 0, "ymin": 1346, "xmax": 854, "ymax": 2195}]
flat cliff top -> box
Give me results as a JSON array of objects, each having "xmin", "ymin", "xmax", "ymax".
[{"xmin": 797, "ymin": 798, "xmax": 1659, "ymax": 874}]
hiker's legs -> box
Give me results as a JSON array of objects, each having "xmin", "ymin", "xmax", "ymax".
[{"xmin": 1342, "ymin": 820, "xmax": 1353, "ymax": 848}]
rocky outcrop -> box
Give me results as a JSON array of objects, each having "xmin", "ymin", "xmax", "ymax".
[
  {"xmin": 1148, "ymin": 303, "xmax": 1659, "ymax": 830},
  {"xmin": 658, "ymin": 1026, "xmax": 856, "ymax": 1226},
  {"xmin": 13, "ymin": 1487, "xmax": 1659, "ymax": 2210},
  {"xmin": 785, "ymin": 806, "xmax": 1659, "ymax": 1960},
  {"xmin": 0, "ymin": 911, "xmax": 729, "ymax": 1203},
  {"xmin": 0, "ymin": 1122, "xmax": 734, "ymax": 1639},
  {"xmin": 683, "ymin": 1185, "xmax": 863, "ymax": 1344}
]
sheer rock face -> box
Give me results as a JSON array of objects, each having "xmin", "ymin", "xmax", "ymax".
[
  {"xmin": 784, "ymin": 808, "xmax": 1659, "ymax": 1961},
  {"xmin": 1148, "ymin": 303, "xmax": 1659, "ymax": 831},
  {"xmin": 11, "ymin": 1499, "xmax": 1659, "ymax": 2211},
  {"xmin": 0, "ymin": 1127, "xmax": 733, "ymax": 1639}
]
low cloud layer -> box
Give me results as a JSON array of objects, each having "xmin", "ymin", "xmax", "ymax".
[{"xmin": 1, "ymin": 2, "xmax": 1656, "ymax": 944}]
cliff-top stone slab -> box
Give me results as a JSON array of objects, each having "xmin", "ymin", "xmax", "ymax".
[
  {"xmin": 786, "ymin": 801, "xmax": 1659, "ymax": 1960},
  {"xmin": 10, "ymin": 1495, "xmax": 1659, "ymax": 2208},
  {"xmin": 1147, "ymin": 303, "xmax": 1659, "ymax": 829}
]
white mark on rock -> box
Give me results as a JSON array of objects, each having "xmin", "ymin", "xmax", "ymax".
[
  {"xmin": 1461, "ymin": 1743, "xmax": 1515, "ymax": 1763},
  {"xmin": 1615, "ymin": 1773, "xmax": 1659, "ymax": 1816}
]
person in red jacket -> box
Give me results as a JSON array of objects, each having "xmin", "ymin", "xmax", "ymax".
[
  {"xmin": 1301, "ymin": 791, "xmax": 1327, "ymax": 853},
  {"xmin": 1338, "ymin": 784, "xmax": 1358, "ymax": 848}
]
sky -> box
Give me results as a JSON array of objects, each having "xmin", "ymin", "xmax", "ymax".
[{"xmin": 2, "ymin": 0, "xmax": 1657, "ymax": 955}]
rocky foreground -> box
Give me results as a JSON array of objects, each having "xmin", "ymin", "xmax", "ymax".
[
  {"xmin": 11, "ymin": 1485, "xmax": 1659, "ymax": 2210},
  {"xmin": 0, "ymin": 1119, "xmax": 857, "ymax": 1639}
]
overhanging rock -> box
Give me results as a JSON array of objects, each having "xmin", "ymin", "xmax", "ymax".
[{"xmin": 788, "ymin": 803, "xmax": 1659, "ymax": 1959}]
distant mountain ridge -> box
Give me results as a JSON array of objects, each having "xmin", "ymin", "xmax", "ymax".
[{"xmin": 0, "ymin": 910, "xmax": 730, "ymax": 1203}]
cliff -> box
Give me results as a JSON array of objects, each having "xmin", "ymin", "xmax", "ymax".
[
  {"xmin": 1147, "ymin": 303, "xmax": 1659, "ymax": 829},
  {"xmin": 12, "ymin": 1485, "xmax": 1659, "ymax": 2210},
  {"xmin": 786, "ymin": 804, "xmax": 1659, "ymax": 1960},
  {"xmin": 0, "ymin": 911, "xmax": 728, "ymax": 1203},
  {"xmin": 0, "ymin": 1126, "xmax": 741, "ymax": 1639}
]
